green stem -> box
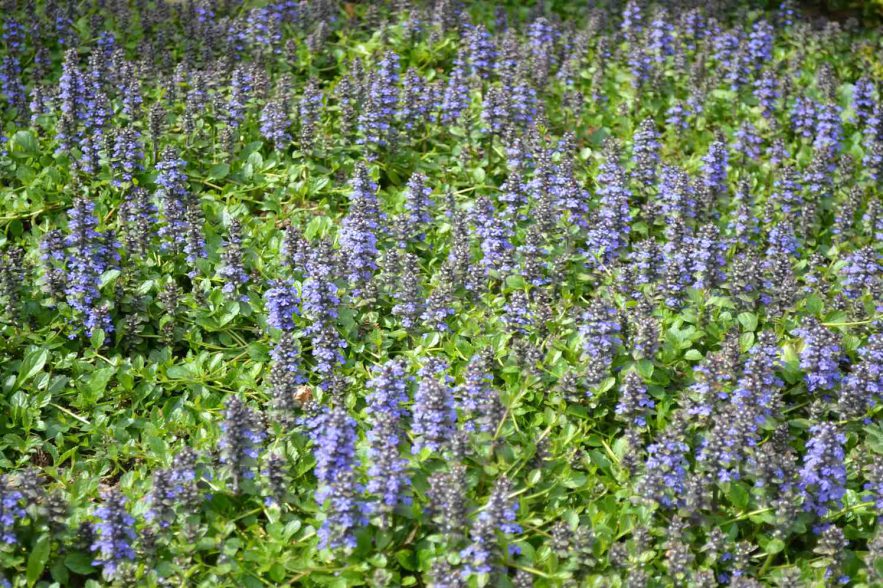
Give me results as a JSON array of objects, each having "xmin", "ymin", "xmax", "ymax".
[
  {"xmin": 49, "ymin": 403, "xmax": 91, "ymax": 425},
  {"xmin": 758, "ymin": 550, "xmax": 776, "ymax": 576}
]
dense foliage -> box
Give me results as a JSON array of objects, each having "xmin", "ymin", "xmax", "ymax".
[{"xmin": 1, "ymin": 0, "xmax": 883, "ymax": 586}]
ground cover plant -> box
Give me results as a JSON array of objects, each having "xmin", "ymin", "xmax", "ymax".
[{"xmin": 1, "ymin": 0, "xmax": 883, "ymax": 586}]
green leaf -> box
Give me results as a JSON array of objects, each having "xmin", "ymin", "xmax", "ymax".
[
  {"xmin": 305, "ymin": 216, "xmax": 333, "ymax": 240},
  {"xmin": 737, "ymin": 312, "xmax": 758, "ymax": 332},
  {"xmin": 99, "ymin": 269, "xmax": 121, "ymax": 289},
  {"xmin": 765, "ymin": 538, "xmax": 785, "ymax": 554},
  {"xmin": 866, "ymin": 426, "xmax": 883, "ymax": 454},
  {"xmin": 269, "ymin": 564, "xmax": 286, "ymax": 583},
  {"xmin": 589, "ymin": 449, "xmax": 611, "ymax": 471},
  {"xmin": 10, "ymin": 130, "xmax": 39, "ymax": 157},
  {"xmin": 726, "ymin": 482, "xmax": 750, "ymax": 510},
  {"xmin": 240, "ymin": 141, "xmax": 263, "ymax": 157},
  {"xmin": 246, "ymin": 150, "xmax": 264, "ymax": 169},
  {"xmin": 596, "ymin": 376, "xmax": 616, "ymax": 394},
  {"xmin": 217, "ymin": 302, "xmax": 240, "ymax": 328},
  {"xmin": 635, "ymin": 359, "xmax": 654, "ymax": 379},
  {"xmin": 16, "ymin": 165, "xmax": 35, "ymax": 183},
  {"xmin": 563, "ymin": 472, "xmax": 587, "ymax": 489},
  {"xmin": 84, "ymin": 367, "xmax": 115, "ymax": 398},
  {"xmin": 739, "ymin": 331, "xmax": 755, "ymax": 352},
  {"xmin": 49, "ymin": 558, "xmax": 69, "ymax": 584},
  {"xmin": 505, "ymin": 274, "xmax": 526, "ymax": 289},
  {"xmin": 90, "ymin": 328, "xmax": 106, "ymax": 349},
  {"xmin": 15, "ymin": 347, "xmax": 49, "ymax": 390},
  {"xmin": 208, "ymin": 163, "xmax": 230, "ymax": 180},
  {"xmin": 396, "ymin": 549, "xmax": 416, "ymax": 571},
  {"xmin": 683, "ymin": 349, "xmax": 704, "ymax": 361},
  {"xmin": 165, "ymin": 364, "xmax": 194, "ymax": 379},
  {"xmin": 527, "ymin": 469, "xmax": 542, "ymax": 486},
  {"xmin": 65, "ymin": 551, "xmax": 96, "ymax": 574},
  {"xmin": 27, "ymin": 534, "xmax": 51, "ymax": 586},
  {"xmin": 804, "ymin": 293, "xmax": 823, "ymax": 315}
]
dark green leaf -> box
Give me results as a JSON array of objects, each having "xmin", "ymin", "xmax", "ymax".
[
  {"xmin": 27, "ymin": 535, "xmax": 50, "ymax": 586},
  {"xmin": 15, "ymin": 347, "xmax": 48, "ymax": 390}
]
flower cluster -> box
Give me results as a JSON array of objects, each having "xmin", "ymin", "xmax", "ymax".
[
  {"xmin": 307, "ymin": 403, "xmax": 366, "ymax": 549},
  {"xmin": 219, "ymin": 218, "xmax": 249, "ymax": 298},
  {"xmin": 616, "ymin": 371, "xmax": 654, "ymax": 427},
  {"xmin": 799, "ymin": 423, "xmax": 847, "ymax": 517},
  {"xmin": 365, "ymin": 359, "xmax": 411, "ymax": 514},
  {"xmin": 302, "ymin": 241, "xmax": 346, "ymax": 376},
  {"xmin": 402, "ymin": 172, "xmax": 434, "ymax": 243},
  {"xmin": 358, "ymin": 51, "xmax": 400, "ymax": 152},
  {"xmin": 90, "ymin": 489, "xmax": 137, "ymax": 581},
  {"xmin": 457, "ymin": 350, "xmax": 503, "ymax": 434},
  {"xmin": 472, "ymin": 196, "xmax": 514, "ymax": 275},
  {"xmin": 219, "ymin": 397, "xmax": 266, "ymax": 494},
  {"xmin": 579, "ymin": 300, "xmax": 622, "ymax": 388},
  {"xmin": 792, "ymin": 318, "xmax": 842, "ymax": 394},
  {"xmin": 411, "ymin": 358, "xmax": 457, "ymax": 455},
  {"xmin": 460, "ymin": 476, "xmax": 521, "ymax": 577},
  {"xmin": 0, "ymin": 477, "xmax": 25, "ymax": 545},
  {"xmin": 339, "ymin": 164, "xmax": 381, "ymax": 293},
  {"xmin": 838, "ymin": 334, "xmax": 883, "ymax": 418},
  {"xmin": 154, "ymin": 148, "xmax": 191, "ymax": 252},
  {"xmin": 64, "ymin": 197, "xmax": 117, "ymax": 337},
  {"xmin": 146, "ymin": 448, "xmax": 201, "ymax": 530},
  {"xmin": 587, "ymin": 140, "xmax": 631, "ymax": 266},
  {"xmin": 264, "ymin": 280, "xmax": 299, "ymax": 332}
]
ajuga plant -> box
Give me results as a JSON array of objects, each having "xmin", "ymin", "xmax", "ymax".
[{"xmin": 1, "ymin": 1, "xmax": 883, "ymax": 586}]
